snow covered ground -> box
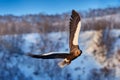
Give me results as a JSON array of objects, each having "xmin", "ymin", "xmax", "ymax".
[{"xmin": 0, "ymin": 29, "xmax": 120, "ymax": 80}]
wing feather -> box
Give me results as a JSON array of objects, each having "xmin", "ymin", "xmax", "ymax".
[
  {"xmin": 27, "ymin": 52, "xmax": 69, "ymax": 59},
  {"xmin": 69, "ymin": 10, "xmax": 81, "ymax": 50}
]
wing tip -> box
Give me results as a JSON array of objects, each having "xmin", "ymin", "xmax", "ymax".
[
  {"xmin": 71, "ymin": 9, "xmax": 81, "ymax": 21},
  {"xmin": 26, "ymin": 53, "xmax": 36, "ymax": 57},
  {"xmin": 72, "ymin": 10, "xmax": 77, "ymax": 13}
]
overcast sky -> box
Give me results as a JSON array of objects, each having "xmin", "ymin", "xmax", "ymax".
[{"xmin": 0, "ymin": 0, "xmax": 120, "ymax": 15}]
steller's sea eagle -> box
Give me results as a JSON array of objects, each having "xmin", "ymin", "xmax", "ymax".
[{"xmin": 27, "ymin": 10, "xmax": 82, "ymax": 68}]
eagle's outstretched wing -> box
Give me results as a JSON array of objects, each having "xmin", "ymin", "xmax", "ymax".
[
  {"xmin": 69, "ymin": 10, "xmax": 81, "ymax": 51},
  {"xmin": 27, "ymin": 52, "xmax": 69, "ymax": 59}
]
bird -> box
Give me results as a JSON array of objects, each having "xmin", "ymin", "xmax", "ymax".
[{"xmin": 27, "ymin": 10, "xmax": 82, "ymax": 68}]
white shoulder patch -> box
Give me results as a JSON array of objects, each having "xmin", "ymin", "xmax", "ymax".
[
  {"xmin": 73, "ymin": 21, "xmax": 81, "ymax": 45},
  {"xmin": 42, "ymin": 52, "xmax": 69, "ymax": 55},
  {"xmin": 42, "ymin": 52, "xmax": 53, "ymax": 55}
]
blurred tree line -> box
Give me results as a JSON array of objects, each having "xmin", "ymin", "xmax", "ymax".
[{"xmin": 0, "ymin": 7, "xmax": 120, "ymax": 35}]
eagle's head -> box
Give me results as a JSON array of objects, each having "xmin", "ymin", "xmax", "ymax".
[{"xmin": 74, "ymin": 49, "xmax": 82, "ymax": 57}]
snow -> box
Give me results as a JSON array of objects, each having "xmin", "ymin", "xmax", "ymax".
[
  {"xmin": 23, "ymin": 33, "xmax": 40, "ymax": 43},
  {"xmin": 0, "ymin": 29, "xmax": 120, "ymax": 80},
  {"xmin": 110, "ymin": 29, "xmax": 120, "ymax": 38},
  {"xmin": 69, "ymin": 53, "xmax": 102, "ymax": 80}
]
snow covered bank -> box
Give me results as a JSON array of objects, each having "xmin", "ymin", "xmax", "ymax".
[{"xmin": 0, "ymin": 29, "xmax": 120, "ymax": 80}]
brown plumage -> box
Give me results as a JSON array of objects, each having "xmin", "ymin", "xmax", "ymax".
[
  {"xmin": 27, "ymin": 10, "xmax": 82, "ymax": 68},
  {"xmin": 69, "ymin": 10, "xmax": 81, "ymax": 50}
]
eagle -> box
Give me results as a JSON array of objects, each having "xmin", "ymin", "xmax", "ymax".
[{"xmin": 27, "ymin": 10, "xmax": 82, "ymax": 68}]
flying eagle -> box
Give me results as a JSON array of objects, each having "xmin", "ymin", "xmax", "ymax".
[{"xmin": 27, "ymin": 10, "xmax": 82, "ymax": 68}]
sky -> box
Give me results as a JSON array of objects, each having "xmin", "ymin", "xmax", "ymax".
[{"xmin": 0, "ymin": 0, "xmax": 120, "ymax": 15}]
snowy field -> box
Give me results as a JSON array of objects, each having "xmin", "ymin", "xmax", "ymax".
[{"xmin": 0, "ymin": 29, "xmax": 120, "ymax": 80}]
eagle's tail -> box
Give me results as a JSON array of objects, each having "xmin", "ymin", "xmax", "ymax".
[{"xmin": 58, "ymin": 58, "xmax": 70, "ymax": 68}]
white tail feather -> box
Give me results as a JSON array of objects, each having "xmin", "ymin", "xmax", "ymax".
[
  {"xmin": 58, "ymin": 59, "xmax": 70, "ymax": 68},
  {"xmin": 58, "ymin": 60, "xmax": 67, "ymax": 68}
]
